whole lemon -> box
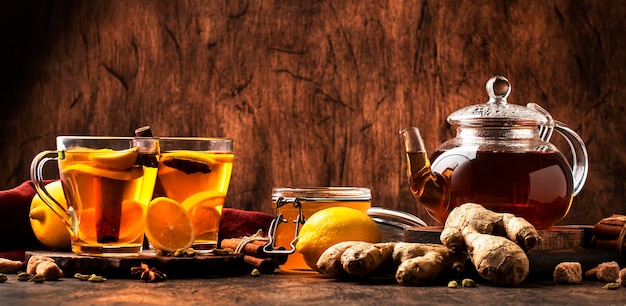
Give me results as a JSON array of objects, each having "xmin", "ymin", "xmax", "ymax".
[
  {"xmin": 296, "ymin": 207, "xmax": 382, "ymax": 271},
  {"xmin": 29, "ymin": 181, "xmax": 71, "ymax": 249}
]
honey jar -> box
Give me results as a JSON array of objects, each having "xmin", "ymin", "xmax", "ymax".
[{"xmin": 265, "ymin": 187, "xmax": 371, "ymax": 272}]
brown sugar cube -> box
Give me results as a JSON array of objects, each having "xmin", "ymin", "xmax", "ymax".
[
  {"xmin": 587, "ymin": 261, "xmax": 621, "ymax": 283},
  {"xmin": 553, "ymin": 262, "xmax": 582, "ymax": 284}
]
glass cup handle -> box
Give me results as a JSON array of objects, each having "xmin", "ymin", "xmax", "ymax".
[
  {"xmin": 30, "ymin": 150, "xmax": 75, "ymax": 234},
  {"xmin": 263, "ymin": 197, "xmax": 306, "ymax": 255}
]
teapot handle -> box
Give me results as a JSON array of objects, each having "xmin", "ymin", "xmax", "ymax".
[
  {"xmin": 527, "ymin": 103, "xmax": 588, "ymax": 196},
  {"xmin": 553, "ymin": 121, "xmax": 589, "ymax": 197}
]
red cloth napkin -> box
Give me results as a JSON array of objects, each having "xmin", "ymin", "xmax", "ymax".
[
  {"xmin": 0, "ymin": 181, "xmax": 43, "ymax": 256},
  {"xmin": 0, "ymin": 181, "xmax": 274, "ymax": 261}
]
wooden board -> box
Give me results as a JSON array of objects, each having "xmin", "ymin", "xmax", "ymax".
[
  {"xmin": 405, "ymin": 225, "xmax": 594, "ymax": 250},
  {"xmin": 25, "ymin": 250, "xmax": 249, "ymax": 279}
]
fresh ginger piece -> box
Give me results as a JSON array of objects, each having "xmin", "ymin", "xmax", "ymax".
[
  {"xmin": 26, "ymin": 255, "xmax": 63, "ymax": 281},
  {"xmin": 35, "ymin": 261, "xmax": 64, "ymax": 280},
  {"xmin": 317, "ymin": 241, "xmax": 369, "ymax": 277},
  {"xmin": 26, "ymin": 256, "xmax": 55, "ymax": 275},
  {"xmin": 441, "ymin": 203, "xmax": 541, "ymax": 286},
  {"xmin": 393, "ymin": 242, "xmax": 465, "ymax": 286},
  {"xmin": 341, "ymin": 242, "xmax": 395, "ymax": 276},
  {"xmin": 0, "ymin": 258, "xmax": 23, "ymax": 273},
  {"xmin": 316, "ymin": 241, "xmax": 464, "ymax": 286},
  {"xmin": 618, "ymin": 268, "xmax": 626, "ymax": 287}
]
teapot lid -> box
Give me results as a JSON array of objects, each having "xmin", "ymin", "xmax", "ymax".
[{"xmin": 447, "ymin": 76, "xmax": 548, "ymax": 127}]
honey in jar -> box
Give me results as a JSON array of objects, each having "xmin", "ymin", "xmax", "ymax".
[{"xmin": 269, "ymin": 187, "xmax": 371, "ymax": 272}]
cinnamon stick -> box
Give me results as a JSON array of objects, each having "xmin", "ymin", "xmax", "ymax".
[
  {"xmin": 221, "ymin": 238, "xmax": 288, "ymax": 266},
  {"xmin": 593, "ymin": 239, "xmax": 620, "ymax": 249},
  {"xmin": 221, "ymin": 238, "xmax": 268, "ymax": 257},
  {"xmin": 243, "ymin": 255, "xmax": 277, "ymax": 274},
  {"xmin": 593, "ymin": 223, "xmax": 623, "ymax": 239},
  {"xmin": 134, "ymin": 126, "xmax": 153, "ymax": 137}
]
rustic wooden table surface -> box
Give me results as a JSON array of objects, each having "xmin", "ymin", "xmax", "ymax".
[{"xmin": 1, "ymin": 272, "xmax": 624, "ymax": 305}]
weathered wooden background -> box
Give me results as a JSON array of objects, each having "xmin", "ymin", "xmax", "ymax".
[{"xmin": 1, "ymin": 0, "xmax": 624, "ymax": 225}]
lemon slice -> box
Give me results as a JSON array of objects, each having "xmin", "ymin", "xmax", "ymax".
[
  {"xmin": 180, "ymin": 190, "xmax": 226, "ymax": 211},
  {"xmin": 180, "ymin": 191, "xmax": 225, "ymax": 236},
  {"xmin": 145, "ymin": 197, "xmax": 195, "ymax": 252},
  {"xmin": 118, "ymin": 200, "xmax": 146, "ymax": 243},
  {"xmin": 64, "ymin": 164, "xmax": 144, "ymax": 181},
  {"xmin": 209, "ymin": 153, "xmax": 234, "ymax": 163},
  {"xmin": 89, "ymin": 148, "xmax": 139, "ymax": 170}
]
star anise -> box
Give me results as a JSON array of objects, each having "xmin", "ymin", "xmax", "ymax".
[{"xmin": 130, "ymin": 263, "xmax": 167, "ymax": 283}]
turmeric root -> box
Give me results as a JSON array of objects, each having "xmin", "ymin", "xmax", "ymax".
[
  {"xmin": 440, "ymin": 203, "xmax": 542, "ymax": 286},
  {"xmin": 316, "ymin": 241, "xmax": 465, "ymax": 286}
]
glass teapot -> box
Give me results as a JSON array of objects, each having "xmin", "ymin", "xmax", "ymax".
[{"xmin": 399, "ymin": 76, "xmax": 588, "ymax": 229}]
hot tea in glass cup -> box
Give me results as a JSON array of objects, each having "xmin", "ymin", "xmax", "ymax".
[
  {"xmin": 152, "ymin": 137, "xmax": 234, "ymax": 252},
  {"xmin": 30, "ymin": 136, "xmax": 159, "ymax": 256}
]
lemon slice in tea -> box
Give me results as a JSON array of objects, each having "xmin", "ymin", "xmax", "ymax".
[
  {"xmin": 180, "ymin": 191, "xmax": 226, "ymax": 211},
  {"xmin": 181, "ymin": 191, "xmax": 225, "ymax": 236},
  {"xmin": 145, "ymin": 197, "xmax": 195, "ymax": 252},
  {"xmin": 63, "ymin": 164, "xmax": 144, "ymax": 181},
  {"xmin": 89, "ymin": 148, "xmax": 139, "ymax": 171},
  {"xmin": 118, "ymin": 200, "xmax": 146, "ymax": 243}
]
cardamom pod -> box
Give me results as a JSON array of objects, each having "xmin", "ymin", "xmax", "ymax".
[
  {"xmin": 447, "ymin": 280, "xmax": 459, "ymax": 288},
  {"xmin": 30, "ymin": 275, "xmax": 45, "ymax": 283},
  {"xmin": 0, "ymin": 273, "xmax": 7, "ymax": 283},
  {"xmin": 462, "ymin": 278, "xmax": 477, "ymax": 288},
  {"xmin": 603, "ymin": 282, "xmax": 620, "ymax": 290},
  {"xmin": 88, "ymin": 274, "xmax": 107, "ymax": 282},
  {"xmin": 17, "ymin": 272, "xmax": 31, "ymax": 281},
  {"xmin": 74, "ymin": 273, "xmax": 91, "ymax": 281},
  {"xmin": 251, "ymin": 269, "xmax": 261, "ymax": 277}
]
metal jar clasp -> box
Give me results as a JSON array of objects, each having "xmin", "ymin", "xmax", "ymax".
[{"xmin": 263, "ymin": 197, "xmax": 306, "ymax": 255}]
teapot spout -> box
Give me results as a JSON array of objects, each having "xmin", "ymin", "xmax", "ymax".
[{"xmin": 399, "ymin": 127, "xmax": 449, "ymax": 224}]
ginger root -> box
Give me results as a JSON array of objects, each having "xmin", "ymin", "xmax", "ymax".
[
  {"xmin": 316, "ymin": 241, "xmax": 465, "ymax": 286},
  {"xmin": 440, "ymin": 203, "xmax": 542, "ymax": 286},
  {"xmin": 26, "ymin": 255, "xmax": 63, "ymax": 281},
  {"xmin": 0, "ymin": 258, "xmax": 23, "ymax": 273},
  {"xmin": 316, "ymin": 204, "xmax": 540, "ymax": 286}
]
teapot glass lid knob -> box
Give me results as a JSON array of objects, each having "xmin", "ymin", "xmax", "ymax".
[
  {"xmin": 447, "ymin": 75, "xmax": 549, "ymax": 127},
  {"xmin": 486, "ymin": 76, "xmax": 511, "ymax": 104}
]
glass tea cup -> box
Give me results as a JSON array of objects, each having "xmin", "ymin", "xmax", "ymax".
[
  {"xmin": 152, "ymin": 137, "xmax": 234, "ymax": 252},
  {"xmin": 30, "ymin": 136, "xmax": 159, "ymax": 256}
]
